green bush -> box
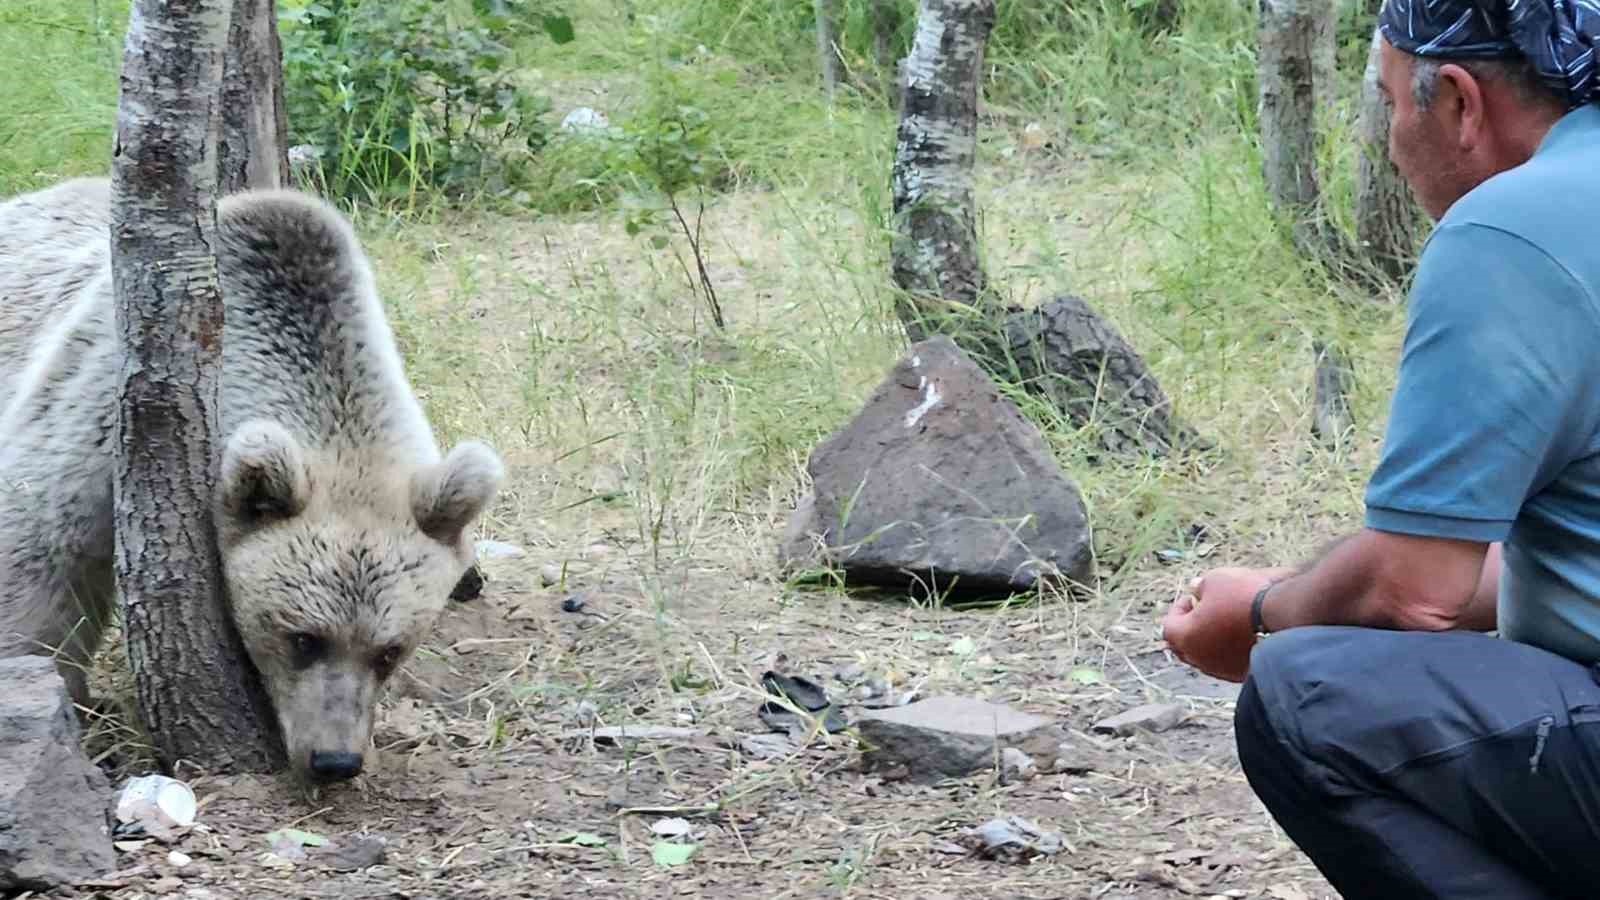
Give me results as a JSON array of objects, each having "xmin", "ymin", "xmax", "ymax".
[{"xmin": 278, "ymin": 0, "xmax": 561, "ymax": 204}]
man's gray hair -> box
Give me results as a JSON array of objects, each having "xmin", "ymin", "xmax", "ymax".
[{"xmin": 1410, "ymin": 54, "xmax": 1568, "ymax": 111}]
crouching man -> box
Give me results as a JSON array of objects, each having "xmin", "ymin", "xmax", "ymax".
[{"xmin": 1162, "ymin": 3, "xmax": 1600, "ymax": 897}]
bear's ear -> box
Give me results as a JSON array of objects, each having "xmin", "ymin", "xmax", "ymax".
[
  {"xmin": 220, "ymin": 420, "xmax": 310, "ymax": 526},
  {"xmin": 411, "ymin": 441, "xmax": 504, "ymax": 544}
]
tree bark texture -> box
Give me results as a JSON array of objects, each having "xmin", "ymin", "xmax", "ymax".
[
  {"xmin": 1257, "ymin": 0, "xmax": 1338, "ymax": 261},
  {"xmin": 890, "ymin": 0, "xmax": 994, "ymax": 344},
  {"xmin": 111, "ymin": 0, "xmax": 285, "ymax": 775},
  {"xmin": 1353, "ymin": 25, "xmax": 1419, "ymax": 286},
  {"xmin": 218, "ymin": 0, "xmax": 289, "ymax": 193},
  {"xmin": 1311, "ymin": 1, "xmax": 1338, "ymax": 115},
  {"xmin": 815, "ymin": 0, "xmax": 842, "ymax": 99}
]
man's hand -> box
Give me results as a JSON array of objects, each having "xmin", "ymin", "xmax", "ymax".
[{"xmin": 1161, "ymin": 566, "xmax": 1296, "ymax": 683}]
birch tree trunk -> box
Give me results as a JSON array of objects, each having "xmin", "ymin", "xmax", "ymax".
[
  {"xmin": 815, "ymin": 0, "xmax": 842, "ymax": 99},
  {"xmin": 1353, "ymin": 26, "xmax": 1418, "ymax": 285},
  {"xmin": 889, "ymin": 0, "xmax": 994, "ymax": 342},
  {"xmin": 1258, "ymin": 0, "xmax": 1337, "ymax": 260},
  {"xmin": 218, "ymin": 0, "xmax": 289, "ymax": 193},
  {"xmin": 887, "ymin": 0, "xmax": 1200, "ymax": 456},
  {"xmin": 111, "ymin": 0, "xmax": 285, "ymax": 775}
]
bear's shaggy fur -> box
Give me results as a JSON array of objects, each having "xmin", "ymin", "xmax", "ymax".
[{"xmin": 0, "ymin": 178, "xmax": 503, "ymax": 783}]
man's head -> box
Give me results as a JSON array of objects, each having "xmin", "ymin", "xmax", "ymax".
[{"xmin": 1375, "ymin": 0, "xmax": 1598, "ymax": 219}]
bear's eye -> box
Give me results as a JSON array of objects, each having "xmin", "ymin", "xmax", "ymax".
[
  {"xmin": 373, "ymin": 644, "xmax": 404, "ymax": 679},
  {"xmin": 288, "ymin": 632, "xmax": 327, "ymax": 669}
]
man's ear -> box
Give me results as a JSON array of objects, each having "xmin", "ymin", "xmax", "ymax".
[
  {"xmin": 411, "ymin": 441, "xmax": 504, "ymax": 544},
  {"xmin": 1436, "ymin": 62, "xmax": 1488, "ymax": 149},
  {"xmin": 219, "ymin": 420, "xmax": 310, "ymax": 526}
]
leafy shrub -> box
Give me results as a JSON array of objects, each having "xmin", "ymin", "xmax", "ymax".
[{"xmin": 278, "ymin": 0, "xmax": 566, "ymax": 204}]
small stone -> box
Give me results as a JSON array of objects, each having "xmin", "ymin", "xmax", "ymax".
[
  {"xmin": 857, "ymin": 695, "xmax": 1057, "ymax": 783},
  {"xmin": 964, "ymin": 815, "xmax": 1064, "ymax": 861},
  {"xmin": 570, "ymin": 700, "xmax": 598, "ymax": 726},
  {"xmin": 167, "ymin": 850, "xmax": 191, "ymax": 868},
  {"xmin": 834, "ymin": 663, "xmax": 866, "ymax": 683},
  {"xmin": 1092, "ymin": 702, "xmax": 1187, "ymax": 737},
  {"xmin": 1000, "ymin": 747, "xmax": 1036, "ymax": 781},
  {"xmin": 540, "ymin": 564, "xmax": 564, "ymax": 587},
  {"xmin": 150, "ymin": 876, "xmax": 184, "ymax": 895},
  {"xmin": 315, "ymin": 836, "xmax": 387, "ymax": 872},
  {"xmin": 739, "ymin": 733, "xmax": 798, "ymax": 760},
  {"xmin": 560, "ymin": 592, "xmax": 589, "ymax": 614}
]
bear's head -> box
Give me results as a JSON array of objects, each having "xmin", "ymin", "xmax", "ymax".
[{"xmin": 215, "ymin": 419, "xmax": 503, "ymax": 785}]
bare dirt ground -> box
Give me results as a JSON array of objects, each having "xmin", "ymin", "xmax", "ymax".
[{"xmin": 65, "ymin": 543, "xmax": 1336, "ymax": 900}]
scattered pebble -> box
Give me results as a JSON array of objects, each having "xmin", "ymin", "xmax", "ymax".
[
  {"xmin": 560, "ymin": 592, "xmax": 588, "ymax": 614},
  {"xmin": 650, "ymin": 817, "xmax": 693, "ymax": 838},
  {"xmin": 834, "ymin": 662, "xmax": 866, "ymax": 683},
  {"xmin": 540, "ymin": 564, "xmax": 564, "ymax": 587},
  {"xmin": 1000, "ymin": 747, "xmax": 1037, "ymax": 781},
  {"xmin": 963, "ymin": 815, "xmax": 1064, "ymax": 862},
  {"xmin": 1092, "ymin": 702, "xmax": 1187, "ymax": 737},
  {"xmin": 571, "ymin": 700, "xmax": 599, "ymax": 726},
  {"xmin": 167, "ymin": 850, "xmax": 191, "ymax": 868}
]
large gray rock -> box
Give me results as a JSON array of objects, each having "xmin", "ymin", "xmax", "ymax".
[
  {"xmin": 857, "ymin": 695, "xmax": 1059, "ymax": 783},
  {"xmin": 781, "ymin": 336, "xmax": 1093, "ymax": 595},
  {"xmin": 0, "ymin": 656, "xmax": 115, "ymax": 891}
]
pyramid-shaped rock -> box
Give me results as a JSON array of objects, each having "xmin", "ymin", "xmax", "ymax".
[{"xmin": 781, "ymin": 336, "xmax": 1093, "ymax": 594}]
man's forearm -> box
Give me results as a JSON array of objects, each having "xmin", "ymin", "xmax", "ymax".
[{"xmin": 1256, "ymin": 531, "xmax": 1492, "ymax": 633}]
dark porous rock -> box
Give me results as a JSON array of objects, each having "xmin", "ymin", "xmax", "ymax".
[
  {"xmin": 0, "ymin": 656, "xmax": 115, "ymax": 892},
  {"xmin": 857, "ymin": 695, "xmax": 1058, "ymax": 783},
  {"xmin": 780, "ymin": 335, "xmax": 1093, "ymax": 595},
  {"xmin": 991, "ymin": 294, "xmax": 1204, "ymax": 458}
]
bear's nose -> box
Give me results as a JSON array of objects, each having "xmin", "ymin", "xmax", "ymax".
[{"xmin": 308, "ymin": 750, "xmax": 364, "ymax": 782}]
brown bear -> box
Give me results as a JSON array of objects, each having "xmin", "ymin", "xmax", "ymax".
[{"xmin": 0, "ymin": 177, "xmax": 503, "ymax": 785}]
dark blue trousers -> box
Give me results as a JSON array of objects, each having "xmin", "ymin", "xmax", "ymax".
[{"xmin": 1235, "ymin": 626, "xmax": 1600, "ymax": 899}]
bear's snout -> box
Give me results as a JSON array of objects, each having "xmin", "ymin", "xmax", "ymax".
[{"xmin": 308, "ymin": 749, "xmax": 365, "ymax": 783}]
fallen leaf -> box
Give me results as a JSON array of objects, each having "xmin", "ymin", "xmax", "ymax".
[
  {"xmin": 266, "ymin": 828, "xmax": 327, "ymax": 848},
  {"xmin": 650, "ymin": 841, "xmax": 698, "ymax": 867},
  {"xmin": 1069, "ymin": 668, "xmax": 1105, "ymax": 686}
]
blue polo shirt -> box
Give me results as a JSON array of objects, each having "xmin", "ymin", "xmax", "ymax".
[{"xmin": 1364, "ymin": 103, "xmax": 1600, "ymax": 663}]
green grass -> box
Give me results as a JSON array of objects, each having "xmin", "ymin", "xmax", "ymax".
[{"xmin": 1, "ymin": 0, "xmax": 1411, "ymax": 617}]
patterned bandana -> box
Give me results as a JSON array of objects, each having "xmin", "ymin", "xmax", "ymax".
[{"xmin": 1379, "ymin": 0, "xmax": 1600, "ymax": 109}]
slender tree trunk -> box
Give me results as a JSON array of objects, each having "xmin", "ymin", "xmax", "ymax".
[
  {"xmin": 111, "ymin": 0, "xmax": 284, "ymax": 776},
  {"xmin": 218, "ymin": 0, "xmax": 289, "ymax": 193},
  {"xmin": 1257, "ymin": 0, "xmax": 1337, "ymax": 260},
  {"xmin": 890, "ymin": 0, "xmax": 994, "ymax": 342},
  {"xmin": 815, "ymin": 0, "xmax": 841, "ymax": 99},
  {"xmin": 886, "ymin": 0, "xmax": 1199, "ymax": 456},
  {"xmin": 1353, "ymin": 25, "xmax": 1418, "ymax": 286}
]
